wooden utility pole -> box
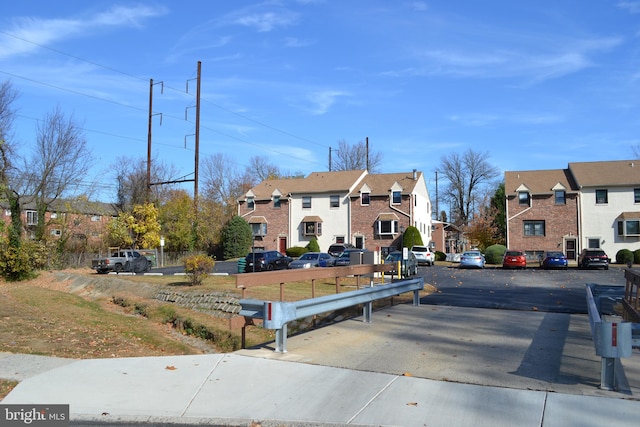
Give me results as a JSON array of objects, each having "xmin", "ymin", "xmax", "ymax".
[{"xmin": 194, "ymin": 61, "xmax": 201, "ymax": 216}]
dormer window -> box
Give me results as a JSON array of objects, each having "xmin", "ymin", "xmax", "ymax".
[
  {"xmin": 518, "ymin": 191, "xmax": 530, "ymax": 206},
  {"xmin": 273, "ymin": 195, "xmax": 281, "ymax": 208},
  {"xmin": 361, "ymin": 192, "xmax": 370, "ymax": 206},
  {"xmin": 392, "ymin": 191, "xmax": 401, "ymax": 204},
  {"xmin": 247, "ymin": 197, "xmax": 254, "ymax": 209}
]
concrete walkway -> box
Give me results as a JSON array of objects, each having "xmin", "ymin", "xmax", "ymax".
[{"xmin": 2, "ymin": 303, "xmax": 640, "ymax": 426}]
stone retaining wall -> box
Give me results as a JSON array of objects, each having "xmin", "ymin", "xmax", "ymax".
[{"xmin": 153, "ymin": 291, "xmax": 241, "ymax": 318}]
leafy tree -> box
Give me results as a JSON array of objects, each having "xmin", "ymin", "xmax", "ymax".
[
  {"xmin": 438, "ymin": 149, "xmax": 499, "ymax": 226},
  {"xmin": 465, "ymin": 198, "xmax": 501, "ymax": 251},
  {"xmin": 402, "ymin": 226, "xmax": 423, "ymax": 248},
  {"xmin": 222, "ymin": 216, "xmax": 252, "ymax": 259},
  {"xmin": 105, "ymin": 203, "xmax": 160, "ymax": 249},
  {"xmin": 159, "ymin": 190, "xmax": 195, "ymax": 252},
  {"xmin": 330, "ymin": 139, "xmax": 382, "ymax": 172},
  {"xmin": 489, "ymin": 182, "xmax": 506, "ymax": 245}
]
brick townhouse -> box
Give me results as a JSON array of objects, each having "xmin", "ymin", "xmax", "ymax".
[
  {"xmin": 505, "ymin": 160, "xmax": 640, "ymax": 261},
  {"xmin": 238, "ymin": 169, "xmax": 432, "ymax": 254}
]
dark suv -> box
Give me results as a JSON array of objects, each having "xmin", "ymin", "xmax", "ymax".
[
  {"xmin": 327, "ymin": 243, "xmax": 354, "ymax": 257},
  {"xmin": 578, "ymin": 249, "xmax": 609, "ymax": 270},
  {"xmin": 245, "ymin": 251, "xmax": 292, "ymax": 272}
]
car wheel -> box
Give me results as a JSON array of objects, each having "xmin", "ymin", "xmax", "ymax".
[
  {"xmin": 115, "ymin": 263, "xmax": 123, "ymax": 272},
  {"xmin": 267, "ymin": 263, "xmax": 274, "ymax": 271}
]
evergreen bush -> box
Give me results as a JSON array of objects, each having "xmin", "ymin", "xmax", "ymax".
[
  {"xmin": 616, "ymin": 249, "xmax": 634, "ymax": 265},
  {"xmin": 286, "ymin": 246, "xmax": 308, "ymax": 257},
  {"xmin": 306, "ymin": 237, "xmax": 320, "ymax": 252},
  {"xmin": 222, "ymin": 216, "xmax": 253, "ymax": 260},
  {"xmin": 402, "ymin": 226, "xmax": 423, "ymax": 248},
  {"xmin": 484, "ymin": 244, "xmax": 507, "ymax": 265},
  {"xmin": 634, "ymin": 249, "xmax": 640, "ymax": 265}
]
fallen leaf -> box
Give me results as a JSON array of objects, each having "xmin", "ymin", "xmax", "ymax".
[
  {"xmin": 407, "ymin": 402, "xmax": 418, "ymax": 406},
  {"xmin": 165, "ymin": 365, "xmax": 177, "ymax": 370}
]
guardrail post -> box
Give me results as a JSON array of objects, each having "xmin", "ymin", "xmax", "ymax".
[
  {"xmin": 275, "ymin": 324, "xmax": 287, "ymax": 353},
  {"xmin": 363, "ymin": 302, "xmax": 372, "ymax": 323}
]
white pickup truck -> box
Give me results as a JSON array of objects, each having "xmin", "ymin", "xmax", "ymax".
[{"xmin": 91, "ymin": 250, "xmax": 152, "ymax": 274}]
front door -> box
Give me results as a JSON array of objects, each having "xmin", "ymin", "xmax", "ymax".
[
  {"xmin": 565, "ymin": 238, "xmax": 576, "ymax": 260},
  {"xmin": 355, "ymin": 235, "xmax": 364, "ymax": 249},
  {"xmin": 278, "ymin": 237, "xmax": 287, "ymax": 254}
]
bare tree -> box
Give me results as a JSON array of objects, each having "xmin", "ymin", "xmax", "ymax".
[
  {"xmin": 632, "ymin": 143, "xmax": 640, "ymax": 159},
  {"xmin": 112, "ymin": 155, "xmax": 180, "ymax": 211},
  {"xmin": 201, "ymin": 153, "xmax": 252, "ymax": 206},
  {"xmin": 0, "ymin": 80, "xmax": 21, "ymax": 245},
  {"xmin": 439, "ymin": 149, "xmax": 499, "ymax": 227},
  {"xmin": 247, "ymin": 156, "xmax": 281, "ymax": 182},
  {"xmin": 330, "ymin": 139, "xmax": 382, "ymax": 172}
]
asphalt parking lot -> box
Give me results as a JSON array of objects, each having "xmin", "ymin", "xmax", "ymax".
[{"xmin": 419, "ymin": 263, "xmax": 627, "ymax": 313}]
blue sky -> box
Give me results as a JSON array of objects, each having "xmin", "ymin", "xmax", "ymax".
[{"xmin": 1, "ymin": 1, "xmax": 640, "ymax": 202}]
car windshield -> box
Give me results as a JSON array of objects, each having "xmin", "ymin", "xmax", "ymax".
[
  {"xmin": 385, "ymin": 253, "xmax": 401, "ymax": 262},
  {"xmin": 505, "ymin": 251, "xmax": 523, "ymax": 256},
  {"xmin": 463, "ymin": 251, "xmax": 481, "ymax": 257},
  {"xmin": 412, "ymin": 247, "xmax": 427, "ymax": 252},
  {"xmin": 299, "ymin": 253, "xmax": 318, "ymax": 260},
  {"xmin": 546, "ymin": 252, "xmax": 564, "ymax": 257}
]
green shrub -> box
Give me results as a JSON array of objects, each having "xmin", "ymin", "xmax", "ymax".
[
  {"xmin": 634, "ymin": 249, "xmax": 640, "ymax": 265},
  {"xmin": 305, "ymin": 237, "xmax": 320, "ymax": 252},
  {"xmin": 484, "ymin": 244, "xmax": 507, "ymax": 265},
  {"xmin": 435, "ymin": 251, "xmax": 446, "ymax": 262},
  {"xmin": 402, "ymin": 226, "xmax": 423, "ymax": 248},
  {"xmin": 222, "ymin": 216, "xmax": 253, "ymax": 260},
  {"xmin": 183, "ymin": 254, "xmax": 215, "ymax": 286},
  {"xmin": 616, "ymin": 249, "xmax": 634, "ymax": 265},
  {"xmin": 286, "ymin": 246, "xmax": 308, "ymax": 257},
  {"xmin": 0, "ymin": 242, "xmax": 43, "ymax": 281}
]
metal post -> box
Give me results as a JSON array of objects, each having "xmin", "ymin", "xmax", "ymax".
[
  {"xmin": 275, "ymin": 324, "xmax": 287, "ymax": 353},
  {"xmin": 600, "ymin": 357, "xmax": 616, "ymax": 390},
  {"xmin": 363, "ymin": 302, "xmax": 372, "ymax": 323}
]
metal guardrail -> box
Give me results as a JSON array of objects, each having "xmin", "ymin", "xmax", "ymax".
[
  {"xmin": 240, "ymin": 277, "xmax": 424, "ymax": 352},
  {"xmin": 585, "ymin": 283, "xmax": 633, "ymax": 390}
]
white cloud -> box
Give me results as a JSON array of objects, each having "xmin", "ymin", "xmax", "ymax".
[
  {"xmin": 0, "ymin": 5, "xmax": 168, "ymax": 59},
  {"xmin": 234, "ymin": 10, "xmax": 298, "ymax": 32},
  {"xmin": 307, "ymin": 90, "xmax": 349, "ymax": 115}
]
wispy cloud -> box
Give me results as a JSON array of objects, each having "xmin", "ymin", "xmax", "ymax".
[
  {"xmin": 383, "ymin": 34, "xmax": 622, "ymax": 85},
  {"xmin": 617, "ymin": 1, "xmax": 640, "ymax": 13},
  {"xmin": 307, "ymin": 90, "xmax": 349, "ymax": 115},
  {"xmin": 0, "ymin": 5, "xmax": 168, "ymax": 59}
]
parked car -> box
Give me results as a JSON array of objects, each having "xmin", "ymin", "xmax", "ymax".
[
  {"xmin": 334, "ymin": 249, "xmax": 371, "ymax": 266},
  {"xmin": 411, "ymin": 245, "xmax": 435, "ymax": 266},
  {"xmin": 289, "ymin": 252, "xmax": 335, "ymax": 269},
  {"xmin": 384, "ymin": 250, "xmax": 418, "ymax": 276},
  {"xmin": 578, "ymin": 249, "xmax": 609, "ymax": 270},
  {"xmin": 245, "ymin": 251, "xmax": 292, "ymax": 272},
  {"xmin": 327, "ymin": 243, "xmax": 354, "ymax": 257},
  {"xmin": 540, "ymin": 251, "xmax": 568, "ymax": 269},
  {"xmin": 503, "ymin": 250, "xmax": 527, "ymax": 269},
  {"xmin": 459, "ymin": 251, "xmax": 485, "ymax": 269}
]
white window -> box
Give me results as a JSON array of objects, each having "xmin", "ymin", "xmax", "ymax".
[
  {"xmin": 26, "ymin": 210, "xmax": 38, "ymax": 226},
  {"xmin": 302, "ymin": 196, "xmax": 312, "ymax": 209},
  {"xmin": 247, "ymin": 197, "xmax": 255, "ymax": 209},
  {"xmin": 518, "ymin": 192, "xmax": 530, "ymax": 206},
  {"xmin": 377, "ymin": 220, "xmax": 399, "ymax": 235},
  {"xmin": 330, "ymin": 195, "xmax": 340, "ymax": 208},
  {"xmin": 392, "ymin": 191, "xmax": 401, "ymax": 204},
  {"xmin": 361, "ymin": 192, "xmax": 370, "ymax": 206},
  {"xmin": 50, "ymin": 229, "xmax": 61, "ymax": 236},
  {"xmin": 304, "ymin": 221, "xmax": 322, "ymax": 236},
  {"xmin": 618, "ymin": 220, "xmax": 640, "ymax": 236}
]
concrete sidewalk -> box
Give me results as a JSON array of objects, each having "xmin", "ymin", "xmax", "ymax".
[
  {"xmin": 2, "ymin": 352, "xmax": 640, "ymax": 427},
  {"xmin": 3, "ymin": 302, "xmax": 640, "ymax": 426}
]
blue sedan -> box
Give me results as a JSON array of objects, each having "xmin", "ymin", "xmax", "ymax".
[
  {"xmin": 459, "ymin": 251, "xmax": 485, "ymax": 269},
  {"xmin": 540, "ymin": 251, "xmax": 568, "ymax": 269}
]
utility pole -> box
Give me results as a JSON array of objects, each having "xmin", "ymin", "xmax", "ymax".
[
  {"xmin": 328, "ymin": 147, "xmax": 332, "ymax": 171},
  {"xmin": 366, "ymin": 136, "xmax": 369, "ymax": 171},
  {"xmin": 194, "ymin": 61, "xmax": 201, "ymax": 217},
  {"xmin": 147, "ymin": 79, "xmax": 163, "ymax": 202}
]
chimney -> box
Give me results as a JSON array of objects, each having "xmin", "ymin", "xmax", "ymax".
[{"xmin": 413, "ymin": 169, "xmax": 417, "ymax": 180}]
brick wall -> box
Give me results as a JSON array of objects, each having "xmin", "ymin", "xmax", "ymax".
[
  {"xmin": 507, "ymin": 193, "xmax": 578, "ymax": 252},
  {"xmin": 240, "ymin": 199, "xmax": 290, "ymax": 252},
  {"xmin": 350, "ymin": 195, "xmax": 409, "ymax": 252}
]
